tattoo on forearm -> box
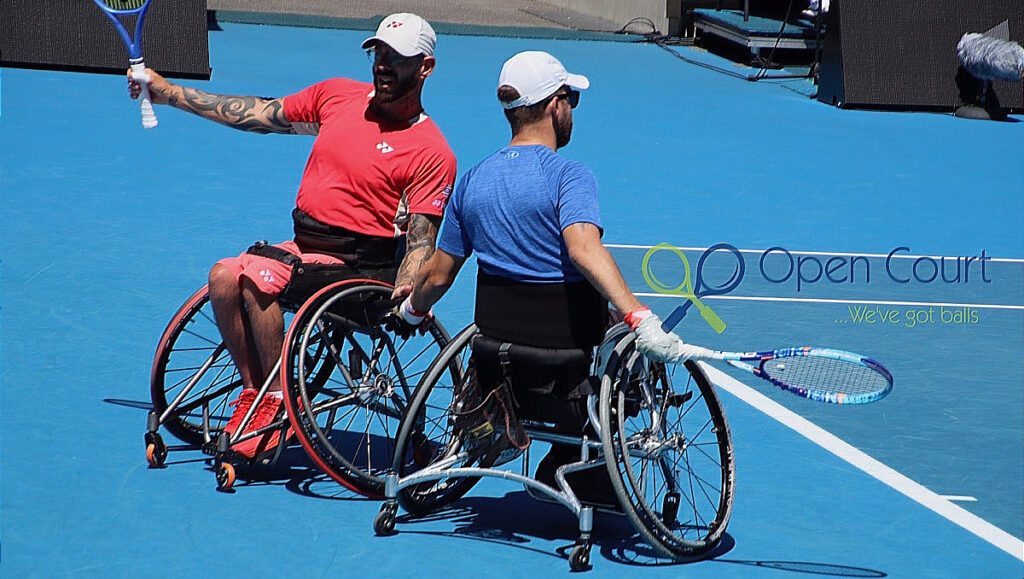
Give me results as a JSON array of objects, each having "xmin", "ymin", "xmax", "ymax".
[
  {"xmin": 395, "ymin": 214, "xmax": 441, "ymax": 287},
  {"xmin": 169, "ymin": 87, "xmax": 295, "ymax": 134}
]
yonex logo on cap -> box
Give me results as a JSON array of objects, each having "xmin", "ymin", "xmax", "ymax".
[{"xmin": 361, "ymin": 13, "xmax": 436, "ymax": 57}]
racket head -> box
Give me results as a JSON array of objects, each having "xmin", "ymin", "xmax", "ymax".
[
  {"xmin": 95, "ymin": 0, "xmax": 149, "ymax": 12},
  {"xmin": 92, "ymin": 0, "xmax": 152, "ymax": 57},
  {"xmin": 752, "ymin": 347, "xmax": 893, "ymax": 404}
]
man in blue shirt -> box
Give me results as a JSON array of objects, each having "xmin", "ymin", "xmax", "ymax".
[{"xmin": 391, "ymin": 51, "xmax": 692, "ymax": 503}]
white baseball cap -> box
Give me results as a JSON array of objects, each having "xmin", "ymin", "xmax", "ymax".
[
  {"xmin": 498, "ymin": 51, "xmax": 590, "ymax": 110},
  {"xmin": 361, "ymin": 13, "xmax": 436, "ymax": 57}
]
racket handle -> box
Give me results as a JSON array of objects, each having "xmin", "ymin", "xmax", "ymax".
[{"xmin": 130, "ymin": 62, "xmax": 159, "ymax": 129}]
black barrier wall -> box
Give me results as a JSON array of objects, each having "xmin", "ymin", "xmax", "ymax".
[
  {"xmin": 818, "ymin": 0, "xmax": 1022, "ymax": 112},
  {"xmin": 0, "ymin": 0, "xmax": 210, "ymax": 79}
]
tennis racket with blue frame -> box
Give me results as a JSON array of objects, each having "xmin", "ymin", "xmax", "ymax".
[
  {"xmin": 649, "ymin": 243, "xmax": 894, "ymax": 404},
  {"xmin": 679, "ymin": 344, "xmax": 893, "ymax": 404},
  {"xmin": 92, "ymin": 0, "xmax": 158, "ymax": 128}
]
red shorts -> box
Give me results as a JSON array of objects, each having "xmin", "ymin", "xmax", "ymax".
[{"xmin": 216, "ymin": 240, "xmax": 344, "ymax": 296}]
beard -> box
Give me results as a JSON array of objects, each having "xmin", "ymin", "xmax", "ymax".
[
  {"xmin": 374, "ymin": 69, "xmax": 420, "ymax": 103},
  {"xmin": 555, "ymin": 113, "xmax": 573, "ymax": 149}
]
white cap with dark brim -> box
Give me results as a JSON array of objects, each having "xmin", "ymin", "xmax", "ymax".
[
  {"xmin": 361, "ymin": 13, "xmax": 436, "ymax": 57},
  {"xmin": 498, "ymin": 51, "xmax": 590, "ymax": 109}
]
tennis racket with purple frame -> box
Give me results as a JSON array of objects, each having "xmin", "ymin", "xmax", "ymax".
[
  {"xmin": 654, "ymin": 260, "xmax": 894, "ymax": 404},
  {"xmin": 92, "ymin": 0, "xmax": 158, "ymax": 128},
  {"xmin": 680, "ymin": 344, "xmax": 893, "ymax": 404}
]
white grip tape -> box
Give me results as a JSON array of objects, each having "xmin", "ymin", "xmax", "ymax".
[{"xmin": 130, "ymin": 62, "xmax": 158, "ymax": 129}]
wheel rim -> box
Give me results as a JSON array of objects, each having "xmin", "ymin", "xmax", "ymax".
[
  {"xmin": 151, "ymin": 287, "xmax": 241, "ymax": 446},
  {"xmin": 392, "ymin": 325, "xmax": 484, "ymax": 513},
  {"xmin": 283, "ymin": 282, "xmax": 451, "ymax": 496},
  {"xmin": 602, "ymin": 338, "xmax": 734, "ymax": 560}
]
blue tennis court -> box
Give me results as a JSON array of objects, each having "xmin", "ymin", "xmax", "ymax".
[{"xmin": 1, "ymin": 21, "xmax": 1021, "ymax": 576}]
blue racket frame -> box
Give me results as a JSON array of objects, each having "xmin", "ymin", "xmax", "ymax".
[
  {"xmin": 719, "ymin": 347, "xmax": 894, "ymax": 405},
  {"xmin": 92, "ymin": 0, "xmax": 152, "ymax": 60}
]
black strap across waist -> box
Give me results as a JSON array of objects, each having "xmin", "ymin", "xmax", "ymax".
[
  {"xmin": 474, "ymin": 271, "xmax": 608, "ymax": 349},
  {"xmin": 292, "ymin": 207, "xmax": 404, "ymax": 269}
]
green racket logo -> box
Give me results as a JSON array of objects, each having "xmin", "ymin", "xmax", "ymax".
[{"xmin": 641, "ymin": 243, "xmax": 746, "ymax": 334}]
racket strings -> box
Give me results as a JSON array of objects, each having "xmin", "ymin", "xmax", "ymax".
[
  {"xmin": 764, "ymin": 356, "xmax": 888, "ymax": 397},
  {"xmin": 100, "ymin": 0, "xmax": 147, "ymax": 10}
]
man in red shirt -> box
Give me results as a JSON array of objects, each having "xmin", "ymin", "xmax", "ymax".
[{"xmin": 129, "ymin": 13, "xmax": 456, "ymax": 457}]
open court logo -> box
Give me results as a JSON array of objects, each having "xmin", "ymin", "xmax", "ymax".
[{"xmin": 641, "ymin": 242, "xmax": 1002, "ymax": 332}]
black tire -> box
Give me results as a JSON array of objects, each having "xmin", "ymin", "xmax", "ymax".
[
  {"xmin": 373, "ymin": 505, "xmax": 398, "ymax": 536},
  {"xmin": 283, "ymin": 281, "xmax": 450, "ymax": 497},
  {"xmin": 569, "ymin": 543, "xmax": 591, "ymax": 572},
  {"xmin": 151, "ymin": 286, "xmax": 240, "ymax": 446},
  {"xmin": 391, "ymin": 324, "xmax": 487, "ymax": 515},
  {"xmin": 599, "ymin": 333, "xmax": 735, "ymax": 561}
]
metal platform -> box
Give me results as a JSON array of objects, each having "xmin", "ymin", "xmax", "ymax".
[{"xmin": 693, "ymin": 8, "xmax": 821, "ymax": 58}]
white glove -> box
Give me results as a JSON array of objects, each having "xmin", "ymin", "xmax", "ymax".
[{"xmin": 625, "ymin": 308, "xmax": 694, "ymax": 364}]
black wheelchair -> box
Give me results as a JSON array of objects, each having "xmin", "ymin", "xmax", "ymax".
[
  {"xmin": 145, "ymin": 264, "xmax": 451, "ymax": 495},
  {"xmin": 373, "ymin": 322, "xmax": 736, "ymax": 571}
]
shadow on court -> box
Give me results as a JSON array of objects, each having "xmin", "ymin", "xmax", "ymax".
[
  {"xmin": 389, "ymin": 489, "xmax": 739, "ymax": 569},
  {"xmin": 714, "ymin": 559, "xmax": 887, "ymax": 577},
  {"xmin": 105, "ymin": 396, "xmax": 394, "ymax": 496}
]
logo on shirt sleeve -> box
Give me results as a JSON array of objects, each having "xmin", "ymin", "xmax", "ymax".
[{"xmin": 431, "ymin": 184, "xmax": 452, "ymax": 209}]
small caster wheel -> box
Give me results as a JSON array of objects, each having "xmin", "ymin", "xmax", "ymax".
[
  {"xmin": 569, "ymin": 543, "xmax": 591, "ymax": 571},
  {"xmin": 145, "ymin": 433, "xmax": 167, "ymax": 468},
  {"xmin": 373, "ymin": 504, "xmax": 397, "ymax": 536},
  {"xmin": 215, "ymin": 462, "xmax": 236, "ymax": 491},
  {"xmin": 662, "ymin": 491, "xmax": 680, "ymax": 527}
]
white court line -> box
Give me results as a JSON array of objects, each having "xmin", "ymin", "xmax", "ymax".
[
  {"xmin": 941, "ymin": 496, "xmax": 979, "ymax": 503},
  {"xmin": 606, "ymin": 244, "xmax": 1024, "ymax": 263},
  {"xmin": 635, "ymin": 293, "xmax": 1024, "ymax": 311},
  {"xmin": 699, "ymin": 362, "xmax": 1024, "ymax": 563}
]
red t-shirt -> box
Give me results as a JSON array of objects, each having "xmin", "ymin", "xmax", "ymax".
[{"xmin": 283, "ymin": 78, "xmax": 456, "ymax": 237}]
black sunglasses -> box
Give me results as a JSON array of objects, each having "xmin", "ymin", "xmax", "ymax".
[
  {"xmin": 366, "ymin": 46, "xmax": 421, "ymax": 66},
  {"xmin": 556, "ymin": 89, "xmax": 580, "ymax": 109}
]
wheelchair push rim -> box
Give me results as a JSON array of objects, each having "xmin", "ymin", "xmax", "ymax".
[
  {"xmin": 599, "ymin": 333, "xmax": 735, "ymax": 561},
  {"xmin": 282, "ymin": 279, "xmax": 451, "ymax": 497}
]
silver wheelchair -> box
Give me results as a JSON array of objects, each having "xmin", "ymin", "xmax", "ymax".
[
  {"xmin": 145, "ymin": 272, "xmax": 451, "ymax": 495},
  {"xmin": 373, "ymin": 322, "xmax": 736, "ymax": 571}
]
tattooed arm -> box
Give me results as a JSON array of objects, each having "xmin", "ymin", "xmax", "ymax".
[
  {"xmin": 127, "ymin": 68, "xmax": 295, "ymax": 134},
  {"xmin": 393, "ymin": 213, "xmax": 444, "ymax": 297}
]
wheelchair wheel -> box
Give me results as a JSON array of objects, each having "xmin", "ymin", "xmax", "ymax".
[
  {"xmin": 391, "ymin": 324, "xmax": 487, "ymax": 515},
  {"xmin": 283, "ymin": 280, "xmax": 451, "ymax": 497},
  {"xmin": 151, "ymin": 285, "xmax": 239, "ymax": 446},
  {"xmin": 598, "ymin": 333, "xmax": 735, "ymax": 561}
]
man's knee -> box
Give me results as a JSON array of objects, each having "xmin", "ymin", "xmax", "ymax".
[{"xmin": 208, "ymin": 264, "xmax": 240, "ymax": 299}]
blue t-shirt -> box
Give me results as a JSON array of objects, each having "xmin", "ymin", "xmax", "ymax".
[{"xmin": 438, "ymin": 145, "xmax": 602, "ymax": 283}]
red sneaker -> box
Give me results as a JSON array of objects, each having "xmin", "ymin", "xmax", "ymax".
[
  {"xmin": 231, "ymin": 395, "xmax": 287, "ymax": 459},
  {"xmin": 222, "ymin": 389, "xmax": 258, "ymax": 436}
]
